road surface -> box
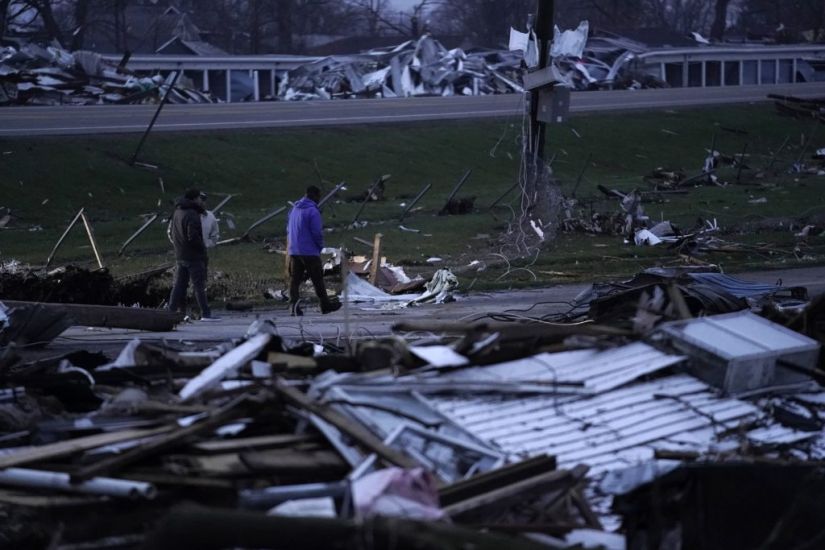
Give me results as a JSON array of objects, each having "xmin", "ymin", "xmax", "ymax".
[
  {"xmin": 1, "ymin": 82, "xmax": 823, "ymax": 137},
  {"xmin": 22, "ymin": 265, "xmax": 825, "ymax": 361}
]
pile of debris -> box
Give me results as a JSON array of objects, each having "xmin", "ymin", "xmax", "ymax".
[
  {"xmin": 0, "ymin": 43, "xmax": 215, "ymax": 106},
  {"xmin": 0, "ymin": 264, "xmax": 823, "ymax": 547},
  {"xmin": 0, "ymin": 264, "xmax": 170, "ymax": 307},
  {"xmin": 279, "ymin": 34, "xmax": 525, "ymax": 100},
  {"xmin": 278, "ymin": 24, "xmax": 666, "ymax": 101}
]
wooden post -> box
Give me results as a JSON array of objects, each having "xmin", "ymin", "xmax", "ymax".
[
  {"xmin": 735, "ymin": 142, "xmax": 749, "ymax": 184},
  {"xmin": 130, "ymin": 70, "xmax": 181, "ymax": 166},
  {"xmin": 351, "ymin": 175, "xmax": 388, "ymax": 225},
  {"xmin": 399, "ymin": 183, "xmax": 432, "ymax": 222},
  {"xmin": 212, "ymin": 195, "xmax": 234, "ymax": 214},
  {"xmin": 571, "ymin": 152, "xmax": 593, "ymax": 197},
  {"xmin": 488, "ymin": 182, "xmax": 520, "ymax": 211},
  {"xmin": 80, "ymin": 211, "xmax": 104, "ymax": 269},
  {"xmin": 45, "ymin": 208, "xmax": 85, "ymax": 269},
  {"xmin": 528, "ymin": 0, "xmax": 554, "ymax": 161},
  {"xmin": 118, "ymin": 213, "xmax": 158, "ymax": 256},
  {"xmin": 369, "ymin": 233, "xmax": 383, "ymax": 286},
  {"xmin": 438, "ymin": 169, "xmax": 472, "ymax": 215}
]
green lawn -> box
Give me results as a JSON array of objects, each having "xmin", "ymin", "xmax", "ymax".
[{"xmin": 1, "ymin": 102, "xmax": 824, "ymax": 300}]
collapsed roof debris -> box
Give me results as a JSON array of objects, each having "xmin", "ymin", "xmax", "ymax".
[
  {"xmin": 277, "ymin": 24, "xmax": 664, "ymax": 101},
  {"xmin": 278, "ymin": 35, "xmax": 525, "ymax": 100},
  {"xmin": 0, "ymin": 44, "xmax": 215, "ymax": 106},
  {"xmin": 0, "ymin": 262, "xmax": 823, "ymax": 548}
]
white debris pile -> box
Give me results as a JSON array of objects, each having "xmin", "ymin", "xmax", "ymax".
[
  {"xmin": 0, "ymin": 43, "xmax": 216, "ymax": 106},
  {"xmin": 279, "ymin": 34, "xmax": 525, "ymax": 100},
  {"xmin": 279, "ymin": 25, "xmax": 666, "ymax": 101}
]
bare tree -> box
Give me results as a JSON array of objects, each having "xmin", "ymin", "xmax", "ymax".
[
  {"xmin": 69, "ymin": 0, "xmax": 90, "ymax": 49},
  {"xmin": 345, "ymin": 0, "xmax": 389, "ymax": 35},
  {"xmin": 1, "ymin": 0, "xmax": 12, "ymax": 37},
  {"xmin": 710, "ymin": 0, "xmax": 732, "ymax": 39},
  {"xmin": 430, "ymin": 0, "xmax": 533, "ymax": 46},
  {"xmin": 642, "ymin": 0, "xmax": 714, "ymax": 34},
  {"xmin": 15, "ymin": 0, "xmax": 66, "ymax": 44},
  {"xmin": 739, "ymin": 0, "xmax": 825, "ymax": 38}
]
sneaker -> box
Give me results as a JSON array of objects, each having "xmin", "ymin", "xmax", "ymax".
[
  {"xmin": 200, "ymin": 316, "xmax": 222, "ymax": 322},
  {"xmin": 320, "ymin": 301, "xmax": 342, "ymax": 314}
]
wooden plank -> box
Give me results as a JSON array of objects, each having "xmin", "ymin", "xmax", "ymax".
[
  {"xmin": 0, "ymin": 426, "xmax": 173, "ymax": 470},
  {"xmin": 442, "ymin": 468, "xmax": 580, "ymax": 518},
  {"xmin": 0, "ymin": 300, "xmax": 184, "ymax": 332},
  {"xmin": 369, "ymin": 233, "xmax": 383, "ymax": 286},
  {"xmin": 274, "ymin": 380, "xmax": 420, "ymax": 470},
  {"xmin": 179, "ymin": 334, "xmax": 271, "ymax": 401},
  {"xmin": 439, "ymin": 455, "xmax": 557, "ymax": 507},
  {"xmin": 71, "ymin": 395, "xmax": 250, "ymax": 482},
  {"xmin": 123, "ymin": 471, "xmax": 235, "ymax": 490},
  {"xmin": 192, "ymin": 434, "xmax": 317, "ymax": 454},
  {"xmin": 240, "ymin": 449, "xmax": 348, "ymax": 473}
]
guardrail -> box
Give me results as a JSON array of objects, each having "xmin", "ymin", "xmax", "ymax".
[{"xmin": 101, "ymin": 43, "xmax": 825, "ymax": 102}]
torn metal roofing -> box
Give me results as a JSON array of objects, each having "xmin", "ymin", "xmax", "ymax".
[
  {"xmin": 421, "ymin": 342, "xmax": 685, "ymax": 396},
  {"xmin": 425, "ymin": 374, "xmax": 801, "ymax": 474},
  {"xmin": 315, "ymin": 340, "xmax": 807, "ymax": 477},
  {"xmin": 341, "ymin": 342, "xmax": 685, "ymax": 396},
  {"xmin": 686, "ymin": 272, "xmax": 802, "ymax": 300}
]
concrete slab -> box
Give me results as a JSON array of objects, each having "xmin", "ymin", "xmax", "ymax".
[{"xmin": 18, "ymin": 265, "xmax": 825, "ymax": 361}]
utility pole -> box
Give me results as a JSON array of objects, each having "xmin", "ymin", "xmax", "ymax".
[
  {"xmin": 520, "ymin": 0, "xmax": 561, "ymax": 246},
  {"xmin": 528, "ymin": 0, "xmax": 554, "ymax": 162}
]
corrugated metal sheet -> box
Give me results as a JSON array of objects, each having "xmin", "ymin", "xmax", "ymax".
[
  {"xmin": 347, "ymin": 342, "xmax": 685, "ymax": 396},
  {"xmin": 426, "ymin": 374, "xmax": 794, "ymax": 474},
  {"xmin": 687, "ymin": 272, "xmax": 788, "ymax": 299},
  {"xmin": 319, "ymin": 341, "xmax": 808, "ymax": 477}
]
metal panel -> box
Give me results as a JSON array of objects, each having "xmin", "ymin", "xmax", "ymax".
[
  {"xmin": 365, "ymin": 342, "xmax": 685, "ymax": 396},
  {"xmin": 427, "ymin": 374, "xmax": 793, "ymax": 474}
]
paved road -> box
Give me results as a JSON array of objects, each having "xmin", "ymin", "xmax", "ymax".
[
  {"xmin": 29, "ymin": 265, "xmax": 825, "ymax": 361},
  {"xmin": 1, "ymin": 82, "xmax": 823, "ymax": 137}
]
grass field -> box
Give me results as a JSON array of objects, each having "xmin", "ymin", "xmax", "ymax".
[{"xmin": 1, "ymin": 101, "xmax": 824, "ymax": 301}]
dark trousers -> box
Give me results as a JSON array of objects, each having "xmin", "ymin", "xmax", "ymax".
[
  {"xmin": 288, "ymin": 255, "xmax": 331, "ymax": 307},
  {"xmin": 168, "ymin": 259, "xmax": 210, "ymax": 317}
]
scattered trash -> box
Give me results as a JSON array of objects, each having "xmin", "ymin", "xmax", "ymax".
[{"xmin": 0, "ymin": 43, "xmax": 216, "ymax": 106}]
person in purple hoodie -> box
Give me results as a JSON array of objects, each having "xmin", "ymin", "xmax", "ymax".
[{"xmin": 286, "ymin": 185, "xmax": 341, "ymax": 316}]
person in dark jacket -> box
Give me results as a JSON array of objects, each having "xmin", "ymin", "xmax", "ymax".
[
  {"xmin": 286, "ymin": 185, "xmax": 341, "ymax": 316},
  {"xmin": 168, "ymin": 188, "xmax": 217, "ymax": 320}
]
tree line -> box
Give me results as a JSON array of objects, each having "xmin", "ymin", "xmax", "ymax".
[{"xmin": 2, "ymin": 0, "xmax": 823, "ymax": 54}]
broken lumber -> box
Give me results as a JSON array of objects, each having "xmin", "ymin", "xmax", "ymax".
[
  {"xmin": 179, "ymin": 333, "xmax": 271, "ymax": 402},
  {"xmin": 71, "ymin": 394, "xmax": 252, "ymax": 482},
  {"xmin": 0, "ymin": 426, "xmax": 173, "ymax": 470},
  {"xmin": 0, "ymin": 301, "xmax": 184, "ymax": 332},
  {"xmin": 273, "ymin": 380, "xmax": 420, "ymax": 470}
]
